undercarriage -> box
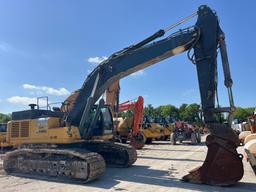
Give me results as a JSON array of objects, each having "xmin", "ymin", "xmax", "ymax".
[{"xmin": 3, "ymin": 141, "xmax": 137, "ymax": 182}]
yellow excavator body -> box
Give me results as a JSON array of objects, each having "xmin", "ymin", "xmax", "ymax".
[
  {"xmin": 1, "ymin": 117, "xmax": 113, "ymax": 148},
  {"xmin": 2, "ymin": 98, "xmax": 137, "ymax": 183}
]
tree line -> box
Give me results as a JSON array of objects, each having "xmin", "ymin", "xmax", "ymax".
[
  {"xmin": 0, "ymin": 105, "xmax": 254, "ymax": 124},
  {"xmin": 144, "ymin": 103, "xmax": 202, "ymax": 124},
  {"xmin": 233, "ymin": 107, "xmax": 255, "ymax": 122},
  {"xmin": 144, "ymin": 104, "xmax": 255, "ymax": 124}
]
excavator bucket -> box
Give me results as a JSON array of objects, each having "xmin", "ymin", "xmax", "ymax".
[
  {"xmin": 130, "ymin": 133, "xmax": 145, "ymax": 149},
  {"xmin": 182, "ymin": 134, "xmax": 244, "ymax": 186}
]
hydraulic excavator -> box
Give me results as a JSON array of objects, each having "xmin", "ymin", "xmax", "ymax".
[
  {"xmin": 115, "ymin": 96, "xmax": 145, "ymax": 149},
  {"xmin": 3, "ymin": 5, "xmax": 244, "ymax": 185}
]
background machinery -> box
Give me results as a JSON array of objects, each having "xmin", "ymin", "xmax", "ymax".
[
  {"xmin": 104, "ymin": 82, "xmax": 146, "ymax": 148},
  {"xmin": 142, "ymin": 115, "xmax": 166, "ymax": 144},
  {"xmin": 154, "ymin": 117, "xmax": 174, "ymax": 141},
  {"xmin": 115, "ymin": 97, "xmax": 172, "ymax": 147},
  {"xmin": 238, "ymin": 114, "xmax": 256, "ymax": 144},
  {"xmin": 248, "ymin": 114, "xmax": 256, "ymax": 133},
  {"xmin": 171, "ymin": 121, "xmax": 201, "ymax": 145},
  {"xmin": 3, "ymin": 5, "xmax": 243, "ymax": 185},
  {"xmin": 115, "ymin": 96, "xmax": 145, "ymax": 149},
  {"xmin": 105, "ymin": 83, "xmax": 169, "ymax": 145},
  {"xmin": 243, "ymin": 114, "xmax": 256, "ymax": 175}
]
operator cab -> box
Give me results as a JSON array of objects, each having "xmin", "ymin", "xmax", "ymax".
[
  {"xmin": 154, "ymin": 117, "xmax": 170, "ymax": 127},
  {"xmin": 83, "ymin": 105, "xmax": 114, "ymax": 136},
  {"xmin": 142, "ymin": 115, "xmax": 154, "ymax": 128}
]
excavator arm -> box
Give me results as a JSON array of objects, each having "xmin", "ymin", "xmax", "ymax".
[{"xmin": 65, "ymin": 5, "xmax": 243, "ymax": 185}]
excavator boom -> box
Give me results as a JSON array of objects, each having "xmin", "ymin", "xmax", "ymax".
[{"xmin": 67, "ymin": 27, "xmax": 198, "ymax": 131}]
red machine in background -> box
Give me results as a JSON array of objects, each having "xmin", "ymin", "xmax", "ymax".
[
  {"xmin": 116, "ymin": 96, "xmax": 145, "ymax": 149},
  {"xmin": 171, "ymin": 121, "xmax": 201, "ymax": 145},
  {"xmin": 119, "ymin": 96, "xmax": 144, "ymax": 136}
]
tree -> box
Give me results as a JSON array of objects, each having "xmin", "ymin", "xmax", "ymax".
[
  {"xmin": 244, "ymin": 107, "xmax": 255, "ymax": 116},
  {"xmin": 0, "ymin": 113, "xmax": 11, "ymax": 123},
  {"xmin": 154, "ymin": 106, "xmax": 162, "ymax": 118},
  {"xmin": 233, "ymin": 107, "xmax": 253, "ymax": 122},
  {"xmin": 142, "ymin": 103, "xmax": 255, "ymax": 125},
  {"xmin": 159, "ymin": 105, "xmax": 179, "ymax": 120},
  {"xmin": 144, "ymin": 104, "xmax": 155, "ymax": 117},
  {"xmin": 181, "ymin": 103, "xmax": 201, "ymax": 124},
  {"xmin": 179, "ymin": 103, "xmax": 188, "ymax": 120}
]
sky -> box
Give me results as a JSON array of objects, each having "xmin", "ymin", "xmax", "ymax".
[{"xmin": 0, "ymin": 0, "xmax": 255, "ymax": 114}]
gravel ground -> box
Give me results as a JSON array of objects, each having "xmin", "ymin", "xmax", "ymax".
[{"xmin": 0, "ymin": 136, "xmax": 255, "ymax": 192}]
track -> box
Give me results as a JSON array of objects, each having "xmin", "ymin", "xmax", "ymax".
[
  {"xmin": 3, "ymin": 148, "xmax": 105, "ymax": 183},
  {"xmin": 64, "ymin": 141, "xmax": 138, "ymax": 167},
  {"xmin": 2, "ymin": 140, "xmax": 137, "ymax": 184}
]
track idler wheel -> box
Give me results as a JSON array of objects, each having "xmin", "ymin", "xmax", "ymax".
[
  {"xmin": 182, "ymin": 134, "xmax": 244, "ymax": 186},
  {"xmin": 130, "ymin": 133, "xmax": 145, "ymax": 149}
]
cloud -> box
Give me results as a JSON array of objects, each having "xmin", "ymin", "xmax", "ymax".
[
  {"xmin": 7, "ymin": 96, "xmax": 38, "ymax": 105},
  {"xmin": 131, "ymin": 70, "xmax": 146, "ymax": 77},
  {"xmin": 88, "ymin": 56, "xmax": 107, "ymax": 65},
  {"xmin": 0, "ymin": 41, "xmax": 11, "ymax": 52},
  {"xmin": 7, "ymin": 96, "xmax": 48, "ymax": 106},
  {"xmin": 7, "ymin": 96, "xmax": 36, "ymax": 105},
  {"xmin": 29, "ymin": 91, "xmax": 43, "ymax": 96},
  {"xmin": 23, "ymin": 84, "xmax": 70, "ymax": 96},
  {"xmin": 23, "ymin": 84, "xmax": 38, "ymax": 89}
]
